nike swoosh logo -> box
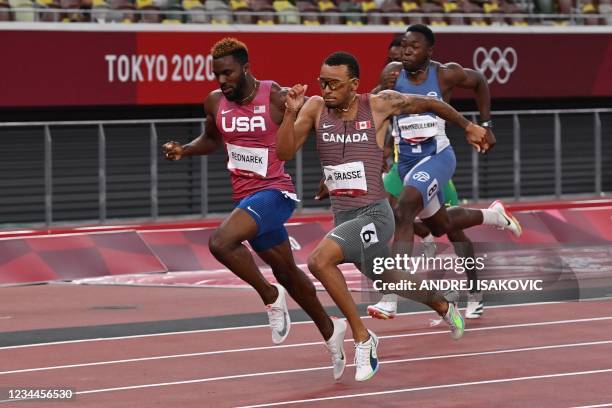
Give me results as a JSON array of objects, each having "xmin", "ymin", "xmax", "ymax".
[
  {"xmin": 247, "ymin": 206, "xmax": 262, "ymax": 219},
  {"xmin": 221, "ymin": 109, "xmax": 233, "ymax": 114},
  {"xmin": 370, "ymin": 346, "xmax": 378, "ymax": 370},
  {"xmin": 500, "ymin": 213, "xmax": 511, "ymax": 226},
  {"xmin": 322, "ymin": 123, "xmax": 334, "ymax": 129},
  {"xmin": 330, "ymin": 232, "xmax": 345, "ymax": 241},
  {"xmin": 278, "ymin": 313, "xmax": 288, "ymax": 336}
]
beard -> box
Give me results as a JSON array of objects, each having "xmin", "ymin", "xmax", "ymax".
[
  {"xmin": 224, "ymin": 74, "xmax": 249, "ymax": 102},
  {"xmin": 324, "ymin": 100, "xmax": 340, "ymax": 108}
]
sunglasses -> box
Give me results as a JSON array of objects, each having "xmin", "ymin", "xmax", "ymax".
[{"xmin": 317, "ymin": 77, "xmax": 356, "ymax": 91}]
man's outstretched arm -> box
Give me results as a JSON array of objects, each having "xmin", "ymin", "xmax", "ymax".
[
  {"xmin": 276, "ymin": 84, "xmax": 319, "ymax": 161},
  {"xmin": 372, "ymin": 90, "xmax": 487, "ymax": 152},
  {"xmin": 163, "ymin": 93, "xmax": 223, "ymax": 160}
]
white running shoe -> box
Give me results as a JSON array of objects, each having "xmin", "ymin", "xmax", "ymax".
[
  {"xmin": 442, "ymin": 291, "xmax": 465, "ymax": 340},
  {"xmin": 465, "ymin": 291, "xmax": 484, "ymax": 319},
  {"xmin": 325, "ymin": 318, "xmax": 347, "ymax": 380},
  {"xmin": 489, "ymin": 200, "xmax": 522, "ymax": 237},
  {"xmin": 265, "ymin": 283, "xmax": 291, "ymax": 344},
  {"xmin": 354, "ymin": 330, "xmax": 379, "ymax": 381},
  {"xmin": 422, "ymin": 233, "xmax": 437, "ymax": 258},
  {"xmin": 367, "ymin": 294, "xmax": 398, "ymax": 320}
]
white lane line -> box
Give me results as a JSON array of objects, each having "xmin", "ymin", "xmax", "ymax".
[
  {"xmin": 0, "ymin": 300, "xmax": 568, "ymax": 350},
  {"xmin": 237, "ymin": 368, "xmax": 612, "ymax": 408},
  {"xmin": 71, "ymin": 342, "xmax": 612, "ymax": 397},
  {"xmin": 2, "ymin": 317, "xmax": 612, "ymax": 375},
  {"xmin": 3, "ymin": 339, "xmax": 610, "ymax": 400},
  {"xmin": 571, "ymin": 404, "xmax": 612, "ymax": 408}
]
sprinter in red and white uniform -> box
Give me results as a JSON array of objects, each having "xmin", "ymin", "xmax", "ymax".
[{"xmin": 162, "ymin": 38, "xmax": 346, "ymax": 380}]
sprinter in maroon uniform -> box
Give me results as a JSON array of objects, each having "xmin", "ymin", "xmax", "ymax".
[
  {"xmin": 277, "ymin": 51, "xmax": 487, "ymax": 381},
  {"xmin": 162, "ymin": 38, "xmax": 346, "ymax": 380}
]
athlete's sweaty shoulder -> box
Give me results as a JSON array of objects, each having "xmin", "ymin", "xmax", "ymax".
[
  {"xmin": 436, "ymin": 61, "xmax": 468, "ymax": 87},
  {"xmin": 302, "ymin": 95, "xmax": 324, "ymax": 118},
  {"xmin": 204, "ymin": 90, "xmax": 223, "ymax": 116},
  {"xmin": 269, "ymin": 81, "xmax": 286, "ymax": 111}
]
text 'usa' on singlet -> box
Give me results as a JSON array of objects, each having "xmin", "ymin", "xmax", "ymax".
[
  {"xmin": 315, "ymin": 93, "xmax": 385, "ymax": 212},
  {"xmin": 215, "ymin": 80, "xmax": 295, "ymax": 201}
]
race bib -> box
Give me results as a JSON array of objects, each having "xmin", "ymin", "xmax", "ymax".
[
  {"xmin": 397, "ymin": 115, "xmax": 438, "ymax": 143},
  {"xmin": 226, "ymin": 143, "xmax": 268, "ymax": 179},
  {"xmin": 323, "ymin": 162, "xmax": 367, "ymax": 197}
]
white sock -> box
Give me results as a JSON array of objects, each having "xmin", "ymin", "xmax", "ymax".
[
  {"xmin": 422, "ymin": 233, "xmax": 435, "ymax": 243},
  {"xmin": 481, "ymin": 209, "xmax": 506, "ymax": 227}
]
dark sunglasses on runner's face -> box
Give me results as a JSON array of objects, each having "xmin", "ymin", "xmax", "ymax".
[{"xmin": 317, "ymin": 77, "xmax": 354, "ymax": 91}]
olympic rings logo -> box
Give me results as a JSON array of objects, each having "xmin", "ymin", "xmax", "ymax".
[{"xmin": 472, "ymin": 47, "xmax": 518, "ymax": 85}]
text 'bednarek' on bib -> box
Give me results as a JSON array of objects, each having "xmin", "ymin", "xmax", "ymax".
[
  {"xmin": 397, "ymin": 114, "xmax": 438, "ymax": 143},
  {"xmin": 226, "ymin": 143, "xmax": 269, "ymax": 179},
  {"xmin": 323, "ymin": 161, "xmax": 368, "ymax": 197}
]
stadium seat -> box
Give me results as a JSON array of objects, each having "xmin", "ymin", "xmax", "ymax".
[
  {"xmin": 600, "ymin": 0, "xmax": 612, "ymax": 24},
  {"xmin": 91, "ymin": 0, "xmax": 110, "ymax": 21},
  {"xmin": 107, "ymin": 0, "xmax": 137, "ymax": 22},
  {"xmin": 317, "ymin": 0, "xmax": 334, "ymax": 10},
  {"xmin": 37, "ymin": 1, "xmax": 62, "ymax": 21},
  {"xmin": 296, "ymin": 0, "xmax": 320, "ymax": 24},
  {"xmin": 500, "ymin": 0, "xmax": 528, "ymax": 25},
  {"xmin": 230, "ymin": 0, "xmax": 251, "ymax": 24},
  {"xmin": 338, "ymin": 0, "xmax": 362, "ymax": 24},
  {"xmin": 380, "ymin": 0, "xmax": 403, "ymax": 24},
  {"xmin": 421, "ymin": 1, "xmax": 446, "ymax": 24},
  {"xmin": 206, "ymin": 0, "xmax": 232, "ymax": 23},
  {"xmin": 138, "ymin": 2, "xmax": 162, "ymax": 22},
  {"xmin": 252, "ymin": 0, "xmax": 276, "ymax": 24},
  {"xmin": 361, "ymin": 0, "xmax": 384, "ymax": 24},
  {"xmin": 322, "ymin": 8, "xmax": 342, "ymax": 23},
  {"xmin": 273, "ymin": 0, "xmax": 299, "ymax": 24},
  {"xmin": 318, "ymin": 0, "xmax": 341, "ymax": 23},
  {"xmin": 58, "ymin": 0, "xmax": 84, "ymax": 21},
  {"xmin": 159, "ymin": 1, "xmax": 184, "ymax": 21},
  {"xmin": 0, "ymin": 1, "xmax": 12, "ymax": 21},
  {"xmin": 9, "ymin": 0, "xmax": 35, "ymax": 20},
  {"xmin": 360, "ymin": 0, "xmax": 377, "ymax": 11},
  {"xmin": 442, "ymin": 0, "xmax": 466, "ymax": 24},
  {"xmin": 535, "ymin": 0, "xmax": 553, "ymax": 12},
  {"xmin": 183, "ymin": 0, "xmax": 208, "ymax": 22},
  {"xmin": 481, "ymin": 0, "xmax": 504, "ymax": 23},
  {"xmin": 400, "ymin": 0, "xmax": 424, "ymax": 23}
]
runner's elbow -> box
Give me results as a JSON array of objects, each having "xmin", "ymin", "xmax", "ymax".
[{"xmin": 277, "ymin": 148, "xmax": 294, "ymax": 161}]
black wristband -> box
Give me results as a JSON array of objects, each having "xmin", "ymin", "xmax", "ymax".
[{"xmin": 480, "ymin": 120, "xmax": 493, "ymax": 129}]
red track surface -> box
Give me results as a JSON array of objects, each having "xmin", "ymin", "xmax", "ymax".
[
  {"xmin": 1, "ymin": 198, "xmax": 611, "ymax": 406},
  {"xmin": 2, "ymin": 197, "xmax": 611, "ymax": 240},
  {"xmin": 1, "ymin": 298, "xmax": 612, "ymax": 407}
]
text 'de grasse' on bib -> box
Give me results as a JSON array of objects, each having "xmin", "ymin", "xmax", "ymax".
[{"xmin": 323, "ymin": 161, "xmax": 368, "ymax": 197}]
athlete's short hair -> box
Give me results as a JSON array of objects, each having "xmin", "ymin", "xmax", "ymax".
[
  {"xmin": 406, "ymin": 24, "xmax": 435, "ymax": 47},
  {"xmin": 211, "ymin": 37, "xmax": 249, "ymax": 65},
  {"xmin": 324, "ymin": 51, "xmax": 360, "ymax": 79}
]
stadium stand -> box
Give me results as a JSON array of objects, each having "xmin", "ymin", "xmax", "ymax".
[
  {"xmin": 0, "ymin": 0, "xmax": 608, "ymax": 25},
  {"xmin": 0, "ymin": 0, "xmax": 11, "ymax": 20}
]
